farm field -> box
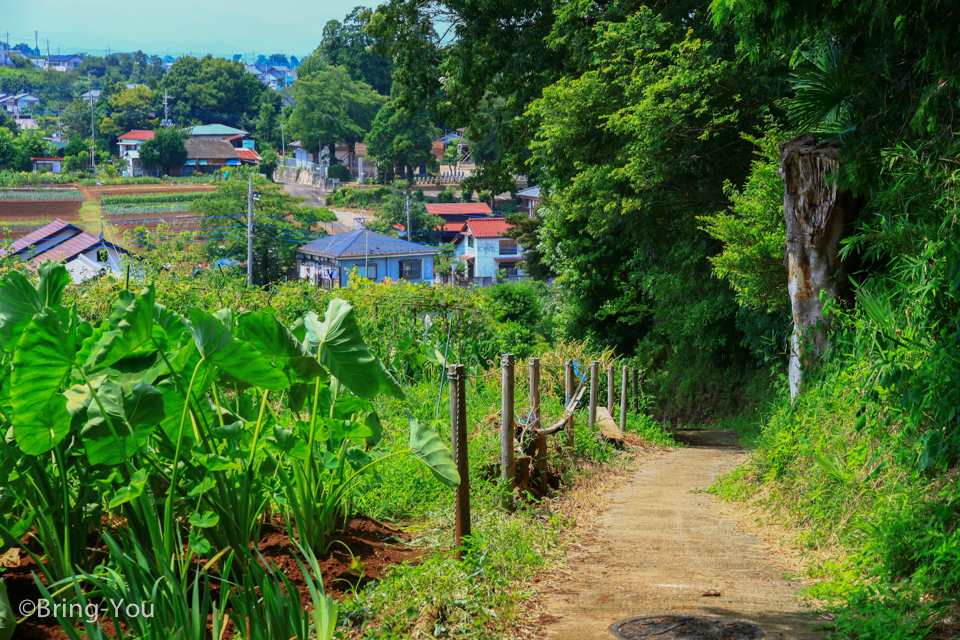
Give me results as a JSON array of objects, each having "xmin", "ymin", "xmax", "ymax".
[
  {"xmin": 0, "ymin": 266, "xmax": 665, "ymax": 640},
  {"xmin": 77, "ymin": 184, "xmax": 218, "ymax": 200},
  {"xmin": 0, "ymin": 198, "xmax": 85, "ymax": 240}
]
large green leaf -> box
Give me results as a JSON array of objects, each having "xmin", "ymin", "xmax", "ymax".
[
  {"xmin": 0, "ymin": 575, "xmax": 15, "ymax": 640},
  {"xmin": 185, "ymin": 307, "xmax": 289, "ymax": 390},
  {"xmin": 0, "ymin": 272, "xmax": 41, "ymax": 353},
  {"xmin": 36, "ymin": 261, "xmax": 70, "ymax": 310},
  {"xmin": 408, "ymin": 412, "xmax": 459, "ymax": 489},
  {"xmin": 83, "ymin": 285, "xmax": 156, "ymax": 372},
  {"xmin": 81, "ymin": 380, "xmax": 164, "ymax": 465},
  {"xmin": 238, "ymin": 311, "xmax": 326, "ymax": 382},
  {"xmin": 14, "ymin": 395, "xmax": 71, "ymax": 455},
  {"xmin": 304, "ymin": 300, "xmax": 404, "ymax": 400},
  {"xmin": 10, "ymin": 307, "xmax": 74, "ymax": 431}
]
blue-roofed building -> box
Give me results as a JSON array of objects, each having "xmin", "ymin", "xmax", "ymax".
[{"xmin": 296, "ymin": 229, "xmax": 441, "ymax": 288}]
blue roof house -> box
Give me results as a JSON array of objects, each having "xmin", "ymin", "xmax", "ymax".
[{"xmin": 296, "ymin": 229, "xmax": 441, "ymax": 288}]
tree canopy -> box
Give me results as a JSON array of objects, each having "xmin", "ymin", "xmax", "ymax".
[{"xmin": 139, "ymin": 127, "xmax": 188, "ymax": 174}]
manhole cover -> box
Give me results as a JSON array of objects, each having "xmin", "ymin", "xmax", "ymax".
[{"xmin": 609, "ymin": 615, "xmax": 765, "ymax": 640}]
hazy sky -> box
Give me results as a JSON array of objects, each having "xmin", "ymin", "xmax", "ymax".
[{"xmin": 3, "ymin": 0, "xmax": 373, "ymax": 60}]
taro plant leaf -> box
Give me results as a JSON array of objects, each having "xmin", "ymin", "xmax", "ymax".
[
  {"xmin": 185, "ymin": 308, "xmax": 289, "ymax": 390},
  {"xmin": 210, "ymin": 421, "xmax": 244, "ymax": 439},
  {"xmin": 345, "ymin": 447, "xmax": 372, "ymax": 471},
  {"xmin": 83, "ymin": 285, "xmax": 156, "ymax": 372},
  {"xmin": 15, "ymin": 395, "xmax": 71, "ymax": 455},
  {"xmin": 322, "ymin": 451, "xmax": 341, "ymax": 470},
  {"xmin": 408, "ymin": 412, "xmax": 459, "ymax": 488},
  {"xmin": 237, "ymin": 311, "xmax": 326, "ymax": 382},
  {"xmin": 11, "ymin": 306, "xmax": 74, "ymax": 434},
  {"xmin": 82, "ymin": 380, "xmax": 162, "ymax": 465},
  {"xmin": 304, "ymin": 300, "xmax": 404, "ymax": 400},
  {"xmin": 0, "ymin": 575, "xmax": 15, "ymax": 640},
  {"xmin": 188, "ymin": 511, "xmax": 220, "ymax": 528},
  {"xmin": 268, "ymin": 425, "xmax": 309, "ymax": 460},
  {"xmin": 0, "ymin": 272, "xmax": 40, "ymax": 353},
  {"xmin": 152, "ymin": 303, "xmax": 189, "ymax": 350},
  {"xmin": 35, "ymin": 261, "xmax": 70, "ymax": 309},
  {"xmin": 188, "ymin": 533, "xmax": 211, "ymax": 556},
  {"xmin": 108, "ymin": 468, "xmax": 148, "ymax": 508},
  {"xmin": 365, "ymin": 411, "xmax": 384, "ymax": 448}
]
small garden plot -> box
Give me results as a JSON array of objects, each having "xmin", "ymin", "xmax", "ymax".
[
  {"xmin": 78, "ymin": 184, "xmax": 218, "ymax": 200},
  {"xmin": 0, "ymin": 200, "xmax": 83, "ymax": 222},
  {"xmin": 101, "ymin": 193, "xmax": 207, "ymax": 205},
  {"xmin": 0, "ymin": 189, "xmax": 83, "ymax": 201}
]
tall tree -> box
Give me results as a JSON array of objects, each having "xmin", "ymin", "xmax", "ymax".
[
  {"xmin": 161, "ymin": 56, "xmax": 265, "ymax": 124},
  {"xmin": 98, "ymin": 85, "xmax": 157, "ymax": 140},
  {"xmin": 365, "ymin": 91, "xmax": 439, "ymax": 180},
  {"xmin": 139, "ymin": 127, "xmax": 188, "ymax": 175},
  {"xmin": 197, "ymin": 175, "xmax": 312, "ymax": 285},
  {"xmin": 289, "ymin": 57, "xmax": 384, "ymax": 157},
  {"xmin": 320, "ymin": 7, "xmax": 394, "ymax": 95}
]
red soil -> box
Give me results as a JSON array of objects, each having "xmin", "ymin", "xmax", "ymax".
[
  {"xmin": 78, "ymin": 184, "xmax": 217, "ymax": 200},
  {"xmin": 0, "ymin": 200, "xmax": 83, "ymax": 223},
  {"xmin": 3, "ymin": 515, "xmax": 420, "ymax": 639}
]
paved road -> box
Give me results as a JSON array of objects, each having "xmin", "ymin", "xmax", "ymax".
[
  {"xmin": 540, "ymin": 430, "xmax": 824, "ymax": 640},
  {"xmin": 276, "ymin": 180, "xmax": 359, "ymax": 235}
]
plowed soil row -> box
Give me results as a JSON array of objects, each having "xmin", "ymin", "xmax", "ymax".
[
  {"xmin": 78, "ymin": 184, "xmax": 217, "ymax": 200},
  {"xmin": 0, "ymin": 200, "xmax": 83, "ymax": 222}
]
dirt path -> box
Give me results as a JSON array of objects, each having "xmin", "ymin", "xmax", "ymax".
[
  {"xmin": 276, "ymin": 180, "xmax": 358, "ymax": 234},
  {"xmin": 539, "ymin": 430, "xmax": 824, "ymax": 640}
]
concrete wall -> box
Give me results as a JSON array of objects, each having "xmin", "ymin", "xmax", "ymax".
[{"xmin": 274, "ymin": 166, "xmax": 324, "ymax": 186}]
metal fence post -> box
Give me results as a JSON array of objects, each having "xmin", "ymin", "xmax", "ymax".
[
  {"xmin": 589, "ymin": 360, "xmax": 598, "ymax": 428},
  {"xmin": 529, "ymin": 357, "xmax": 546, "ymax": 489},
  {"xmin": 501, "ymin": 354, "xmax": 515, "ymax": 510},
  {"xmin": 632, "ymin": 368, "xmax": 639, "ymax": 413},
  {"xmin": 607, "ymin": 365, "xmax": 615, "ymax": 415},
  {"xmin": 620, "ymin": 365, "xmax": 629, "ymax": 432},
  {"xmin": 449, "ymin": 364, "xmax": 470, "ymax": 558},
  {"xmin": 564, "ymin": 358, "xmax": 575, "ymax": 449}
]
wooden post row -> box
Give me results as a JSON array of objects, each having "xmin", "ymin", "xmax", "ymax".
[
  {"xmin": 606, "ymin": 365, "xmax": 615, "ymax": 415},
  {"xmin": 501, "ymin": 354, "xmax": 515, "ymax": 511},
  {"xmin": 632, "ymin": 368, "xmax": 639, "ymax": 413},
  {"xmin": 564, "ymin": 359, "xmax": 575, "ymax": 448},
  {"xmin": 589, "ymin": 360, "xmax": 598, "ymax": 428},
  {"xmin": 448, "ymin": 364, "xmax": 470, "ymax": 558},
  {"xmin": 620, "ymin": 365, "xmax": 629, "ymax": 431}
]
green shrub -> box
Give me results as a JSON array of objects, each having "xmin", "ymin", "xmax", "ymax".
[
  {"xmin": 438, "ymin": 186, "xmax": 457, "ymax": 203},
  {"xmin": 328, "ymin": 164, "xmax": 350, "ymax": 181}
]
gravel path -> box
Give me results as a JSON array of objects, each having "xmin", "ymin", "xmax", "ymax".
[{"xmin": 540, "ymin": 430, "xmax": 824, "ymax": 640}]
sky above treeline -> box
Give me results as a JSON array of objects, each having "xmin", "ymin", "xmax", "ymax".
[{"xmin": 4, "ymin": 0, "xmax": 373, "ymax": 60}]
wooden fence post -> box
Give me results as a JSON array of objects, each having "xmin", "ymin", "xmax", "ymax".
[
  {"xmin": 620, "ymin": 365, "xmax": 629, "ymax": 432},
  {"xmin": 501, "ymin": 354, "xmax": 515, "ymax": 510},
  {"xmin": 564, "ymin": 358, "xmax": 575, "ymax": 449},
  {"xmin": 589, "ymin": 360, "xmax": 598, "ymax": 428},
  {"xmin": 607, "ymin": 365, "xmax": 615, "ymax": 415},
  {"xmin": 529, "ymin": 357, "xmax": 546, "ymax": 490},
  {"xmin": 632, "ymin": 368, "xmax": 639, "ymax": 413},
  {"xmin": 448, "ymin": 364, "xmax": 470, "ymax": 558}
]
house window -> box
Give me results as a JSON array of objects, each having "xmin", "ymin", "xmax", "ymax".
[
  {"xmin": 499, "ymin": 239, "xmax": 518, "ymax": 255},
  {"xmin": 399, "ymin": 260, "xmax": 422, "ymax": 280},
  {"xmin": 96, "ymin": 249, "xmax": 109, "ymax": 263},
  {"xmin": 499, "ymin": 262, "xmax": 519, "ymax": 277},
  {"xmin": 358, "ymin": 263, "xmax": 377, "ymax": 280}
]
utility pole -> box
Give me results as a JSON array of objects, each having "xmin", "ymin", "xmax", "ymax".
[
  {"xmin": 46, "ymin": 38, "xmax": 49, "ymax": 60},
  {"xmin": 247, "ymin": 176, "xmax": 254, "ymax": 287},
  {"xmin": 280, "ymin": 123, "xmax": 285, "ymax": 157},
  {"xmin": 34, "ymin": 31, "xmax": 39, "ymax": 69},
  {"xmin": 89, "ymin": 73, "xmax": 96, "ymax": 169},
  {"xmin": 163, "ymin": 89, "xmax": 169, "ymax": 127},
  {"xmin": 406, "ymin": 193, "xmax": 412, "ymax": 242}
]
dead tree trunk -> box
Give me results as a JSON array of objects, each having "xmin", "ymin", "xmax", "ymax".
[{"xmin": 779, "ymin": 134, "xmax": 855, "ymax": 399}]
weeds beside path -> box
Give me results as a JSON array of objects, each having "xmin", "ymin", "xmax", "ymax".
[{"xmin": 535, "ymin": 429, "xmax": 825, "ymax": 640}]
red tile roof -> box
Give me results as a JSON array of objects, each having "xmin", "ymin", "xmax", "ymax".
[
  {"xmin": 119, "ymin": 130, "xmax": 155, "ymax": 142},
  {"xmin": 464, "ymin": 217, "xmax": 512, "ymax": 238},
  {"xmin": 444, "ymin": 222, "xmax": 466, "ymax": 234},
  {"xmin": 424, "ymin": 203, "xmax": 493, "ymax": 216},
  {"xmin": 236, "ymin": 148, "xmax": 262, "ymax": 163},
  {"xmin": 30, "ymin": 157, "xmax": 62, "ymax": 161}
]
